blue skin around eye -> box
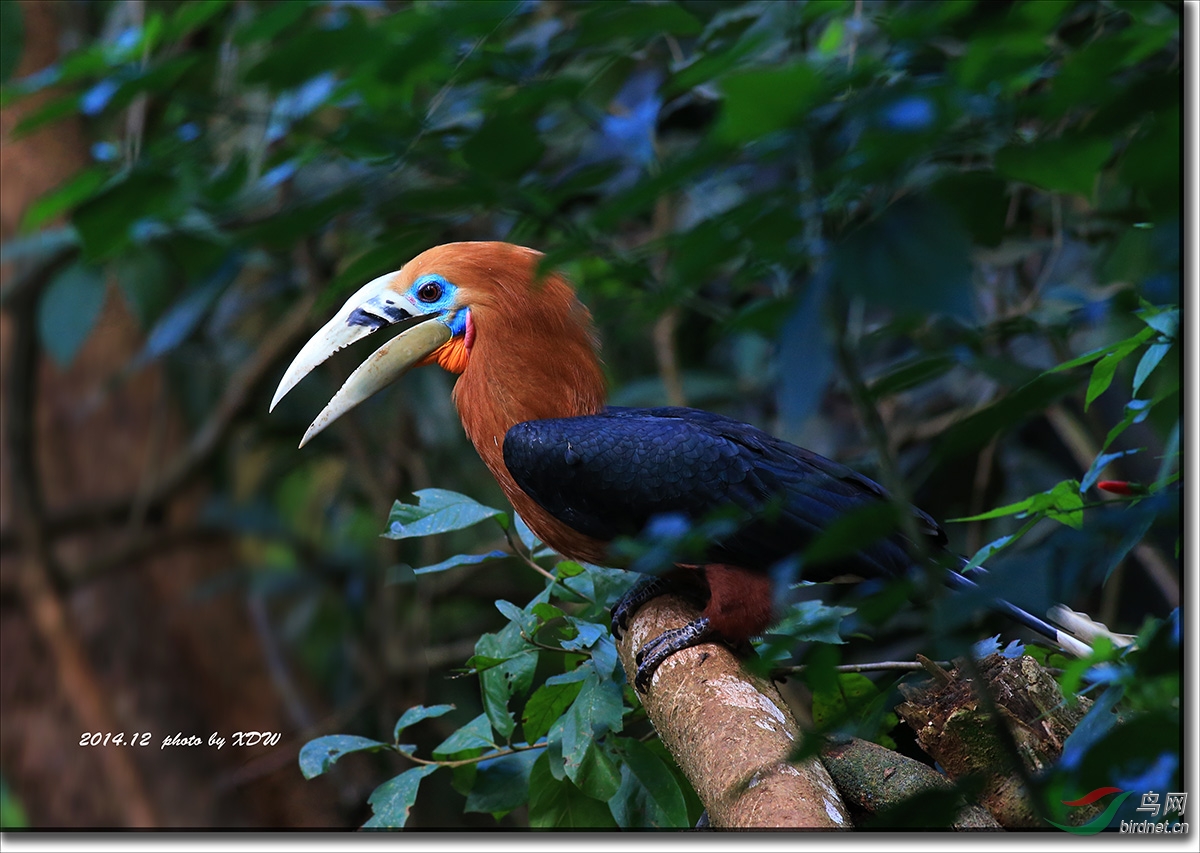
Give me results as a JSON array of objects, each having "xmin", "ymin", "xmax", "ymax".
[{"xmin": 411, "ymin": 274, "xmax": 469, "ymax": 336}]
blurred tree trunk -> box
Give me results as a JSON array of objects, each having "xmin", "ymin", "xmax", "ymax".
[{"xmin": 0, "ymin": 0, "xmax": 342, "ymax": 827}]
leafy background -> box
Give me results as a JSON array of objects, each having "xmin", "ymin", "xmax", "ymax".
[{"xmin": 0, "ymin": 0, "xmax": 1181, "ymax": 829}]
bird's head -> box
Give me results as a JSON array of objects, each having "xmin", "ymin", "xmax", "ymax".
[{"xmin": 271, "ymin": 242, "xmax": 601, "ymax": 448}]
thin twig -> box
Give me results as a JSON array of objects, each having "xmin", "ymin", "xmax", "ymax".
[
  {"xmin": 777, "ymin": 660, "xmax": 952, "ymax": 677},
  {"xmin": 397, "ymin": 740, "xmax": 546, "ymax": 770},
  {"xmin": 501, "ymin": 524, "xmax": 559, "ymax": 584},
  {"xmin": 847, "ymin": 0, "xmax": 864, "ymax": 71}
]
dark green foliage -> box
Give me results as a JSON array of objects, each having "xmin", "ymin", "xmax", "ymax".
[{"xmin": 2, "ymin": 0, "xmax": 1179, "ymax": 830}]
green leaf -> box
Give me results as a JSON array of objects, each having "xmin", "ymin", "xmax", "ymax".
[
  {"xmin": 22, "ymin": 167, "xmax": 108, "ymax": 231},
  {"xmin": 522, "ymin": 680, "xmax": 584, "ymax": 745},
  {"xmin": 949, "ymin": 495, "xmax": 1039, "ymax": 524},
  {"xmin": 1131, "ymin": 342, "xmax": 1171, "ymax": 397},
  {"xmin": 477, "ymin": 621, "xmax": 538, "ymax": 740},
  {"xmin": 1100, "ymin": 509, "xmax": 1158, "ymax": 584},
  {"xmin": 411, "ymin": 550, "xmax": 508, "ymax": 576},
  {"xmin": 994, "ymin": 136, "xmax": 1112, "ymax": 197},
  {"xmin": 930, "ymin": 372, "xmax": 1081, "ymax": 466},
  {"xmin": 769, "ymin": 600, "xmax": 854, "ymax": 646},
  {"xmin": 463, "ymin": 115, "xmax": 544, "ymax": 180},
  {"xmin": 1136, "ymin": 304, "xmax": 1178, "ymax": 339},
  {"xmin": 961, "ymin": 517, "xmax": 1039, "ymax": 571},
  {"xmin": 932, "ymin": 173, "xmax": 1009, "ymax": 248},
  {"xmin": 241, "ymin": 189, "xmax": 363, "ymax": 249},
  {"xmin": 869, "ymin": 354, "xmax": 959, "ymax": 399},
  {"xmin": 952, "ymin": 480, "xmax": 1083, "ymax": 530},
  {"xmin": 383, "ymin": 489, "xmax": 506, "ymax": 539},
  {"xmin": 713, "ymin": 63, "xmax": 826, "ymax": 144},
  {"xmin": 555, "ymin": 561, "xmax": 585, "ymax": 578},
  {"xmin": 9, "ymin": 91, "xmax": 82, "ymax": 138},
  {"xmin": 527, "ymin": 752, "xmax": 618, "ymax": 828},
  {"xmin": 816, "ymin": 17, "xmax": 845, "ymax": 56},
  {"xmin": 1102, "ymin": 398, "xmax": 1155, "ymax": 453},
  {"xmin": 164, "ymin": 0, "xmax": 231, "ymax": 40},
  {"xmin": 495, "ymin": 599, "xmax": 538, "ymax": 636},
  {"xmin": 574, "ymin": 741, "xmax": 622, "ymax": 803},
  {"xmin": 804, "ymin": 502, "xmax": 902, "ymax": 565},
  {"xmin": 1120, "ymin": 106, "xmax": 1179, "ymax": 215},
  {"xmin": 812, "ymin": 672, "xmax": 881, "ymax": 729},
  {"xmin": 72, "ymin": 169, "xmax": 182, "ymax": 262},
  {"xmin": 392, "ymin": 704, "xmax": 455, "ymax": 742},
  {"xmin": 298, "ymin": 734, "xmax": 389, "ymax": 780},
  {"xmin": 561, "ymin": 618, "xmax": 605, "ymax": 652},
  {"xmin": 607, "ymin": 737, "xmax": 690, "ymax": 828},
  {"xmin": 514, "ymin": 513, "xmax": 541, "ymax": 552},
  {"xmin": 552, "ymin": 667, "xmax": 624, "ymax": 785},
  {"xmin": 464, "ymin": 747, "xmax": 542, "ymax": 815},
  {"xmin": 37, "ymin": 262, "xmax": 106, "ymax": 366},
  {"xmin": 1049, "ymin": 325, "xmax": 1156, "ymax": 373},
  {"xmin": 531, "ymin": 602, "xmax": 565, "ymax": 624},
  {"xmin": 233, "ymin": 0, "xmax": 309, "ymax": 44},
  {"xmin": 832, "ymin": 198, "xmax": 974, "ymax": 321},
  {"xmin": 114, "ymin": 248, "xmax": 174, "ymax": 327},
  {"xmin": 432, "ymin": 713, "xmax": 495, "ymax": 759},
  {"xmin": 243, "ymin": 17, "xmax": 377, "ymax": 89},
  {"xmin": 1080, "ymin": 449, "xmax": 1141, "ymax": 494},
  {"xmin": 666, "ymin": 28, "xmax": 768, "ymax": 95},
  {"xmin": 572, "ymin": 1, "xmax": 701, "ymax": 47},
  {"xmin": 362, "ymin": 765, "xmax": 439, "ymax": 829},
  {"xmin": 1043, "ymin": 480, "xmax": 1084, "ymax": 530},
  {"xmin": 1085, "ymin": 337, "xmax": 1145, "ymax": 410},
  {"xmin": 0, "ymin": 0, "xmax": 24, "ymax": 83},
  {"xmin": 0, "ymin": 227, "xmax": 77, "ymax": 266},
  {"xmin": 134, "ymin": 264, "xmax": 231, "ymax": 365}
]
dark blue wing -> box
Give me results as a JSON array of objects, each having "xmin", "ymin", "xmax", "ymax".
[{"xmin": 502, "ymin": 406, "xmax": 946, "ymax": 581}]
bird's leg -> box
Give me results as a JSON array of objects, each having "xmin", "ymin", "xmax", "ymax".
[
  {"xmin": 628, "ymin": 565, "xmax": 771, "ymax": 692},
  {"xmin": 633, "ymin": 617, "xmax": 715, "ymax": 692},
  {"xmin": 610, "ymin": 572, "xmax": 707, "ymax": 640}
]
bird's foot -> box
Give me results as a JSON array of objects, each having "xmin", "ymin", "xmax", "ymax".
[
  {"xmin": 633, "ymin": 617, "xmax": 714, "ymax": 692},
  {"xmin": 611, "ymin": 575, "xmax": 704, "ymax": 640}
]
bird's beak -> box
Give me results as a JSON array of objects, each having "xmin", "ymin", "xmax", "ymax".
[{"xmin": 270, "ymin": 272, "xmax": 452, "ymax": 447}]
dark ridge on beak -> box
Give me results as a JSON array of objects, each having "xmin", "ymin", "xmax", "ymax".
[{"xmin": 348, "ymin": 304, "xmax": 413, "ymax": 329}]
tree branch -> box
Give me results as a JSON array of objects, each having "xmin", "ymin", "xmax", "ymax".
[
  {"xmin": 615, "ymin": 594, "xmax": 850, "ymax": 828},
  {"xmin": 820, "ymin": 736, "xmax": 1001, "ymax": 829},
  {"xmin": 2, "ymin": 260, "xmax": 158, "ymax": 827},
  {"xmin": 0, "ymin": 289, "xmax": 317, "ymax": 554}
]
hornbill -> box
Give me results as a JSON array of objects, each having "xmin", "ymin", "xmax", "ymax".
[{"xmin": 271, "ymin": 242, "xmax": 1097, "ymax": 690}]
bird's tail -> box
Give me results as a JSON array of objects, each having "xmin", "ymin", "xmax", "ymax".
[{"xmin": 944, "ymin": 564, "xmax": 1133, "ymax": 658}]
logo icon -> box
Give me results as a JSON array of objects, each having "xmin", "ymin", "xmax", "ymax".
[{"xmin": 1047, "ymin": 786, "xmax": 1132, "ymax": 835}]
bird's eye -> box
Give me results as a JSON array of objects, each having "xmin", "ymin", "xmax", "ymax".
[{"xmin": 417, "ymin": 280, "xmax": 443, "ymax": 303}]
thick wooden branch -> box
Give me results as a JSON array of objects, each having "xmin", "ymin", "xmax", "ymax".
[
  {"xmin": 820, "ymin": 736, "xmax": 1001, "ymax": 829},
  {"xmin": 615, "ymin": 593, "xmax": 850, "ymax": 829},
  {"xmin": 895, "ymin": 654, "xmax": 1091, "ymax": 828}
]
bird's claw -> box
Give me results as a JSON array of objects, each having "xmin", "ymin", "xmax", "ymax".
[
  {"xmin": 610, "ymin": 576, "xmax": 675, "ymax": 641},
  {"xmin": 632, "ymin": 617, "xmax": 714, "ymax": 693}
]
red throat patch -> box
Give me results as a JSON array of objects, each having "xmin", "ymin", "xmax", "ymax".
[{"xmin": 417, "ymin": 312, "xmax": 473, "ymax": 375}]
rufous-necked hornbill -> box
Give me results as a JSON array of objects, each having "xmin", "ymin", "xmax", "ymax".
[{"xmin": 271, "ymin": 241, "xmax": 1096, "ymax": 691}]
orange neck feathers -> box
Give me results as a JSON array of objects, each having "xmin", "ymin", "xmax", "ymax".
[{"xmin": 432, "ymin": 243, "xmax": 609, "ymax": 558}]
